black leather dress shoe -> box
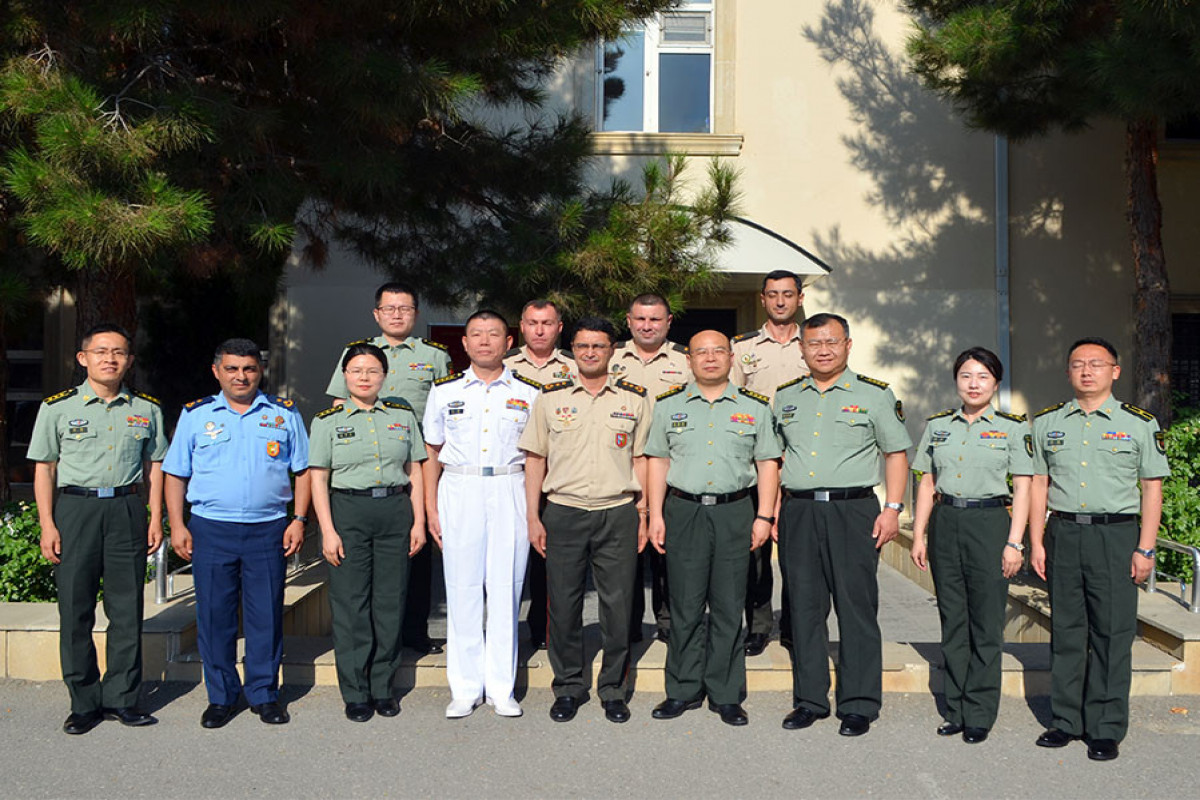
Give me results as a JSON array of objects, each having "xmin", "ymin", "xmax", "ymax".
[
  {"xmin": 373, "ymin": 697, "xmax": 401, "ymax": 717},
  {"xmin": 549, "ymin": 695, "xmax": 582, "ymax": 722},
  {"xmin": 780, "ymin": 637, "xmax": 793, "ymax": 652},
  {"xmin": 102, "ymin": 707, "xmax": 157, "ymax": 727},
  {"xmin": 710, "ymin": 702, "xmax": 749, "ymax": 726},
  {"xmin": 655, "ymin": 628, "xmax": 670, "ymax": 644},
  {"xmin": 344, "ymin": 702, "xmax": 374, "ymax": 722},
  {"xmin": 200, "ymin": 703, "xmax": 236, "ymax": 729},
  {"xmin": 962, "ymin": 727, "xmax": 989, "ymax": 744},
  {"xmin": 744, "ymin": 633, "xmax": 768, "ymax": 657},
  {"xmin": 838, "ymin": 714, "xmax": 871, "ymax": 737},
  {"xmin": 630, "ymin": 628, "xmax": 644, "ymax": 644},
  {"xmin": 1036, "ymin": 728, "xmax": 1077, "ymax": 748},
  {"xmin": 1087, "ymin": 738, "xmax": 1119, "ymax": 761},
  {"xmin": 602, "ymin": 699, "xmax": 631, "ymax": 724},
  {"xmin": 652, "ymin": 697, "xmax": 703, "ymax": 720},
  {"xmin": 782, "ymin": 707, "xmax": 828, "ymax": 730},
  {"xmin": 250, "ymin": 701, "xmax": 290, "ymax": 725},
  {"xmin": 407, "ymin": 637, "xmax": 444, "ymax": 655},
  {"xmin": 937, "ymin": 721, "xmax": 965, "ymax": 736},
  {"xmin": 63, "ymin": 710, "xmax": 103, "ymax": 735}
]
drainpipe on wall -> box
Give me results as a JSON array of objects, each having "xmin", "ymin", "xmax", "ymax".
[{"xmin": 995, "ymin": 135, "xmax": 1012, "ymax": 411}]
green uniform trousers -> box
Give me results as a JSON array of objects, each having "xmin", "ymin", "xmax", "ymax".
[
  {"xmin": 327, "ymin": 492, "xmax": 414, "ymax": 703},
  {"xmin": 663, "ymin": 493, "xmax": 751, "ymax": 705},
  {"xmin": 1045, "ymin": 516, "xmax": 1139, "ymax": 742},
  {"xmin": 544, "ymin": 501, "xmax": 638, "ymax": 702},
  {"xmin": 929, "ymin": 504, "xmax": 1010, "ymax": 729},
  {"xmin": 745, "ymin": 539, "xmax": 775, "ymax": 637},
  {"xmin": 779, "ymin": 495, "xmax": 881, "ymax": 719},
  {"xmin": 53, "ymin": 492, "xmax": 147, "ymax": 713}
]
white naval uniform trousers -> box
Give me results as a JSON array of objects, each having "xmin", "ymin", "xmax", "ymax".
[{"xmin": 424, "ymin": 367, "xmax": 539, "ymax": 703}]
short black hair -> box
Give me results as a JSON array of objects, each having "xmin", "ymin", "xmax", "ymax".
[
  {"xmin": 572, "ymin": 316, "xmax": 618, "ymax": 345},
  {"xmin": 761, "ymin": 270, "xmax": 802, "ymax": 293},
  {"xmin": 374, "ymin": 281, "xmax": 419, "ymax": 309},
  {"xmin": 952, "ymin": 346, "xmax": 1003, "ymax": 382},
  {"xmin": 1067, "ymin": 337, "xmax": 1119, "ymax": 364},
  {"xmin": 80, "ymin": 323, "xmax": 132, "ymax": 351},
  {"xmin": 521, "ymin": 299, "xmax": 561, "ymax": 320},
  {"xmin": 466, "ymin": 309, "xmax": 508, "ymax": 328},
  {"xmin": 801, "ymin": 312, "xmax": 850, "ymax": 338},
  {"xmin": 342, "ymin": 343, "xmax": 388, "ymax": 373},
  {"xmin": 213, "ymin": 338, "xmax": 263, "ymax": 365},
  {"xmin": 629, "ymin": 293, "xmax": 671, "ymax": 313}
]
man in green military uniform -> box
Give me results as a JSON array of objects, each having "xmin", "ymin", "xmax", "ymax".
[
  {"xmin": 29, "ymin": 324, "xmax": 168, "ymax": 735},
  {"xmin": 645, "ymin": 330, "xmax": 781, "ymax": 727},
  {"xmin": 326, "ymin": 281, "xmax": 451, "ymax": 655},
  {"xmin": 520, "ymin": 316, "xmax": 651, "ymax": 724},
  {"xmin": 774, "ymin": 313, "xmax": 912, "ymax": 737},
  {"xmin": 1029, "ymin": 337, "xmax": 1168, "ymax": 762}
]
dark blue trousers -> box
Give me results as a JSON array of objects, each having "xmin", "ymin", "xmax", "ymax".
[{"xmin": 190, "ymin": 515, "xmax": 287, "ymax": 706}]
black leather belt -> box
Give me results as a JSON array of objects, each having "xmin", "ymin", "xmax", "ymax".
[
  {"xmin": 669, "ymin": 487, "xmax": 753, "ymax": 506},
  {"xmin": 60, "ymin": 484, "xmax": 138, "ymax": 498},
  {"xmin": 1050, "ymin": 510, "xmax": 1136, "ymax": 525},
  {"xmin": 333, "ymin": 485, "xmax": 411, "ymax": 498},
  {"xmin": 783, "ymin": 487, "xmax": 874, "ymax": 501},
  {"xmin": 939, "ymin": 495, "xmax": 1008, "ymax": 509}
]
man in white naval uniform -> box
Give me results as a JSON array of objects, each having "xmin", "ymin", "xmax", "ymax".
[{"xmin": 423, "ymin": 310, "xmax": 542, "ymax": 718}]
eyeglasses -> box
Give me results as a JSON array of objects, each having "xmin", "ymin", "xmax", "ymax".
[
  {"xmin": 82, "ymin": 348, "xmax": 130, "ymax": 359},
  {"xmin": 571, "ymin": 343, "xmax": 611, "ymax": 352},
  {"xmin": 376, "ymin": 305, "xmax": 416, "ymax": 316},
  {"xmin": 690, "ymin": 347, "xmax": 730, "ymax": 357},
  {"xmin": 801, "ymin": 338, "xmax": 846, "ymax": 350},
  {"xmin": 1068, "ymin": 360, "xmax": 1115, "ymax": 371},
  {"xmin": 345, "ymin": 368, "xmax": 385, "ymax": 377}
]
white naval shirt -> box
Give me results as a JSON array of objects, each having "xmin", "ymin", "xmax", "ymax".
[{"xmin": 422, "ymin": 366, "xmax": 540, "ymax": 467}]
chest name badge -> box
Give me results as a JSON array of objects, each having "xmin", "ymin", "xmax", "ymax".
[
  {"xmin": 336, "ymin": 426, "xmax": 355, "ymax": 439},
  {"xmin": 266, "ymin": 441, "xmax": 281, "ymax": 458},
  {"xmin": 448, "ymin": 408, "xmax": 465, "ymax": 415},
  {"xmin": 932, "ymin": 430, "xmax": 951, "ymax": 442},
  {"xmin": 68, "ymin": 418, "xmax": 89, "ymax": 434}
]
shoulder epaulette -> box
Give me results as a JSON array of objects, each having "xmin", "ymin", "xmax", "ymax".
[
  {"xmin": 503, "ymin": 347, "xmax": 521, "ymax": 358},
  {"xmin": 514, "ymin": 372, "xmax": 543, "ymax": 390},
  {"xmin": 731, "ymin": 331, "xmax": 758, "ymax": 344},
  {"xmin": 183, "ymin": 396, "xmax": 215, "ymax": 411},
  {"xmin": 345, "ymin": 337, "xmax": 372, "ymax": 347},
  {"xmin": 435, "ymin": 372, "xmax": 464, "ymax": 386},
  {"xmin": 43, "ymin": 387, "xmax": 77, "ymax": 405},
  {"xmin": 856, "ymin": 374, "xmax": 889, "ymax": 390},
  {"xmin": 131, "ymin": 390, "xmax": 162, "ymax": 406},
  {"xmin": 657, "ymin": 385, "xmax": 686, "ymax": 402},
  {"xmin": 383, "ymin": 399, "xmax": 413, "ymax": 412},
  {"xmin": 421, "ymin": 337, "xmax": 449, "ymax": 352},
  {"xmin": 1035, "ymin": 402, "xmax": 1066, "ymax": 418},
  {"xmin": 996, "ymin": 410, "xmax": 1026, "ymax": 423},
  {"xmin": 315, "ymin": 405, "xmax": 342, "ymax": 419},
  {"xmin": 543, "ymin": 380, "xmax": 573, "ymax": 393},
  {"xmin": 558, "ymin": 347, "xmax": 576, "ymax": 360},
  {"xmin": 617, "ymin": 379, "xmax": 647, "ymax": 396},
  {"xmin": 926, "ymin": 408, "xmax": 954, "ymax": 420},
  {"xmin": 776, "ymin": 377, "xmax": 803, "ymax": 392},
  {"xmin": 738, "ymin": 387, "xmax": 770, "ymax": 405},
  {"xmin": 1120, "ymin": 402, "xmax": 1156, "ymax": 423},
  {"xmin": 670, "ymin": 341, "xmax": 688, "ymax": 354},
  {"xmin": 270, "ymin": 394, "xmax": 296, "ymax": 409}
]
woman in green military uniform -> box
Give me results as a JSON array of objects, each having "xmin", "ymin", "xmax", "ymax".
[
  {"xmin": 310, "ymin": 343, "xmax": 427, "ymax": 722},
  {"xmin": 910, "ymin": 347, "xmax": 1032, "ymax": 744}
]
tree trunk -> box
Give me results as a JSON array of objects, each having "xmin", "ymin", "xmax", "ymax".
[
  {"xmin": 75, "ymin": 266, "xmax": 139, "ymax": 339},
  {"xmin": 1125, "ymin": 117, "xmax": 1172, "ymax": 427}
]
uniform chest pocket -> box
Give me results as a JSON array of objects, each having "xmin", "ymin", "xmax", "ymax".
[
  {"xmin": 834, "ymin": 416, "xmax": 872, "ymax": 446},
  {"xmin": 255, "ymin": 426, "xmax": 289, "ymax": 461},
  {"xmin": 60, "ymin": 425, "xmax": 98, "ymax": 456},
  {"xmin": 500, "ymin": 411, "xmax": 529, "ymax": 440},
  {"xmin": 971, "ymin": 440, "xmax": 1010, "ymax": 466},
  {"xmin": 724, "ymin": 425, "xmax": 756, "ymax": 456},
  {"xmin": 606, "ymin": 417, "xmax": 636, "ymax": 450}
]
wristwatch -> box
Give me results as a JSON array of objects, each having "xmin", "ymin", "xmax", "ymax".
[
  {"xmin": 1005, "ymin": 541, "xmax": 1025, "ymax": 553},
  {"xmin": 884, "ymin": 502, "xmax": 904, "ymax": 512},
  {"xmin": 292, "ymin": 514, "xmax": 309, "ymax": 524},
  {"xmin": 755, "ymin": 514, "xmax": 776, "ymax": 524},
  {"xmin": 1134, "ymin": 547, "xmax": 1156, "ymax": 559}
]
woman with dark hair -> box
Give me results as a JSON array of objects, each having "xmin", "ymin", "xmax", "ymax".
[
  {"xmin": 910, "ymin": 346, "xmax": 1032, "ymax": 744},
  {"xmin": 309, "ymin": 343, "xmax": 426, "ymax": 722}
]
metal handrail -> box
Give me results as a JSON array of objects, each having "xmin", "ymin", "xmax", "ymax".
[
  {"xmin": 152, "ymin": 545, "xmax": 307, "ymax": 604},
  {"xmin": 1144, "ymin": 537, "xmax": 1200, "ymax": 613}
]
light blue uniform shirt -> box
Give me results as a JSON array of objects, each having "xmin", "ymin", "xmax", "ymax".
[{"xmin": 163, "ymin": 391, "xmax": 309, "ymax": 523}]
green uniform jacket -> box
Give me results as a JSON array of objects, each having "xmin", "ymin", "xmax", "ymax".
[
  {"xmin": 309, "ymin": 400, "xmax": 426, "ymax": 490},
  {"xmin": 912, "ymin": 406, "xmax": 1033, "ymax": 498},
  {"xmin": 325, "ymin": 335, "xmax": 451, "ymax": 420}
]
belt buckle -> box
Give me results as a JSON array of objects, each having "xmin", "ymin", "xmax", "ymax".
[
  {"xmin": 814, "ymin": 490, "xmax": 831, "ymax": 502},
  {"xmin": 97, "ymin": 487, "xmax": 115, "ymax": 499},
  {"xmin": 701, "ymin": 495, "xmax": 717, "ymax": 506},
  {"xmin": 480, "ymin": 466, "xmax": 495, "ymax": 477},
  {"xmin": 371, "ymin": 487, "xmax": 388, "ymax": 499},
  {"xmin": 1077, "ymin": 514, "xmax": 1092, "ymax": 524}
]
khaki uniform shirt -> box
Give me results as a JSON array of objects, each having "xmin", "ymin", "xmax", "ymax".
[
  {"xmin": 308, "ymin": 400, "xmax": 426, "ymax": 490},
  {"xmin": 609, "ymin": 341, "xmax": 692, "ymax": 398},
  {"xmin": 1031, "ymin": 395, "xmax": 1169, "ymax": 515},
  {"xmin": 518, "ymin": 376, "xmax": 651, "ymax": 510},
  {"xmin": 912, "ymin": 407, "xmax": 1033, "ymax": 499},
  {"xmin": 325, "ymin": 334, "xmax": 451, "ymax": 420},
  {"xmin": 775, "ymin": 369, "xmax": 912, "ymax": 490},
  {"xmin": 503, "ymin": 345, "xmax": 576, "ymax": 386},
  {"xmin": 645, "ymin": 382, "xmax": 782, "ymax": 494},
  {"xmin": 27, "ymin": 380, "xmax": 168, "ymax": 487},
  {"xmin": 729, "ymin": 323, "xmax": 807, "ymax": 402}
]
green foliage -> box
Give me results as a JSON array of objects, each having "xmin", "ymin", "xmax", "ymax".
[
  {"xmin": 1160, "ymin": 409, "xmax": 1200, "ymax": 583},
  {"xmin": 0, "ymin": 501, "xmax": 55, "ymax": 602}
]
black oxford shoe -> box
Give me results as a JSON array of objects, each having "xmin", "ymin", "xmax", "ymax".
[
  {"xmin": 344, "ymin": 702, "xmax": 374, "ymax": 723},
  {"xmin": 407, "ymin": 637, "xmax": 444, "ymax": 655},
  {"xmin": 652, "ymin": 697, "xmax": 703, "ymax": 720},
  {"xmin": 655, "ymin": 628, "xmax": 670, "ymax": 644},
  {"xmin": 962, "ymin": 727, "xmax": 989, "ymax": 744},
  {"xmin": 200, "ymin": 703, "xmax": 236, "ymax": 729},
  {"xmin": 937, "ymin": 721, "xmax": 965, "ymax": 736},
  {"xmin": 744, "ymin": 633, "xmax": 768, "ymax": 657},
  {"xmin": 549, "ymin": 695, "xmax": 582, "ymax": 723},
  {"xmin": 250, "ymin": 701, "xmax": 290, "ymax": 725},
  {"xmin": 838, "ymin": 714, "xmax": 871, "ymax": 737},
  {"xmin": 1036, "ymin": 728, "xmax": 1078, "ymax": 748},
  {"xmin": 710, "ymin": 702, "xmax": 749, "ymax": 727},
  {"xmin": 102, "ymin": 707, "xmax": 157, "ymax": 727},
  {"xmin": 782, "ymin": 707, "xmax": 828, "ymax": 730},
  {"xmin": 373, "ymin": 697, "xmax": 401, "ymax": 717},
  {"xmin": 602, "ymin": 699, "xmax": 631, "ymax": 724},
  {"xmin": 63, "ymin": 710, "xmax": 103, "ymax": 735},
  {"xmin": 1087, "ymin": 738, "xmax": 1119, "ymax": 761}
]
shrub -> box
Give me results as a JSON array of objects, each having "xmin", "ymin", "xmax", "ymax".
[
  {"xmin": 0, "ymin": 500, "xmax": 56, "ymax": 602},
  {"xmin": 1159, "ymin": 409, "xmax": 1200, "ymax": 583}
]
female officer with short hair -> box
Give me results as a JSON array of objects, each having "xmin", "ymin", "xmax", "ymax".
[{"xmin": 310, "ymin": 343, "xmax": 426, "ymax": 722}]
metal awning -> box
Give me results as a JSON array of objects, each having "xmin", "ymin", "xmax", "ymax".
[{"xmin": 713, "ymin": 216, "xmax": 832, "ymax": 284}]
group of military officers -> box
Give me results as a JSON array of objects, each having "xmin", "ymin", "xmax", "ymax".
[{"xmin": 29, "ymin": 272, "xmax": 1166, "ymax": 763}]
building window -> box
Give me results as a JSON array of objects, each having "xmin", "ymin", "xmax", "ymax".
[
  {"xmin": 1172, "ymin": 313, "xmax": 1200, "ymax": 409},
  {"xmin": 597, "ymin": 3, "xmax": 714, "ymax": 134},
  {"xmin": 1165, "ymin": 114, "xmax": 1200, "ymax": 142}
]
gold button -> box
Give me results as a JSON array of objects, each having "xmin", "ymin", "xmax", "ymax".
[
  {"xmin": 1081, "ymin": 461, "xmax": 1087, "ymax": 466},
  {"xmin": 816, "ymin": 412, "xmax": 822, "ymax": 417},
  {"xmin": 958, "ymin": 456, "xmax": 963, "ymax": 461},
  {"xmin": 814, "ymin": 432, "xmax": 819, "ymax": 437},
  {"xmin": 483, "ymin": 429, "xmax": 488, "ymax": 433},
  {"xmin": 809, "ymin": 471, "xmax": 815, "ymax": 477},
  {"xmin": 107, "ymin": 445, "xmax": 113, "ymax": 450},
  {"xmin": 707, "ymin": 460, "xmax": 713, "ymax": 465},
  {"xmin": 482, "ymin": 448, "xmax": 488, "ymax": 452},
  {"xmin": 375, "ymin": 466, "xmax": 380, "ymax": 471},
  {"xmin": 1081, "ymin": 482, "xmax": 1086, "ymax": 487},
  {"xmin": 707, "ymin": 441, "xmax": 713, "ymax": 445},
  {"xmin": 956, "ymin": 473, "xmax": 962, "ymax": 478},
  {"xmin": 108, "ymin": 426, "xmax": 113, "ymax": 431},
  {"xmin": 1085, "ymin": 422, "xmax": 1091, "ymax": 427},
  {"xmin": 1083, "ymin": 440, "xmax": 1088, "ymax": 445},
  {"xmin": 707, "ymin": 481, "xmax": 714, "ymax": 486},
  {"xmin": 810, "ymin": 451, "xmax": 817, "ymax": 456},
  {"xmin": 709, "ymin": 422, "xmax": 714, "ymax": 428}
]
